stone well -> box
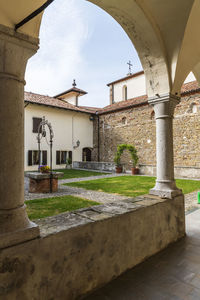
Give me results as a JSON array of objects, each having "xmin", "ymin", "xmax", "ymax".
[{"xmin": 26, "ymin": 172, "xmax": 63, "ymax": 193}]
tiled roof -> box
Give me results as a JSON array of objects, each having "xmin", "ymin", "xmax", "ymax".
[
  {"xmin": 25, "ymin": 81, "xmax": 200, "ymax": 116},
  {"xmin": 55, "ymin": 87, "xmax": 87, "ymax": 98},
  {"xmin": 181, "ymin": 81, "xmax": 200, "ymax": 95},
  {"xmin": 98, "ymin": 95, "xmax": 148, "ymax": 115},
  {"xmin": 99, "ymin": 81, "xmax": 200, "ymax": 115},
  {"xmin": 24, "ymin": 92, "xmax": 95, "ymax": 114}
]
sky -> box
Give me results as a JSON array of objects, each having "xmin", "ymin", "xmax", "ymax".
[{"xmin": 25, "ymin": 0, "xmax": 142, "ymax": 108}]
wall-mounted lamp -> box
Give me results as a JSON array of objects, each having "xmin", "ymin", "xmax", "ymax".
[
  {"xmin": 73, "ymin": 140, "xmax": 80, "ymax": 149},
  {"xmin": 89, "ymin": 116, "xmax": 94, "ymax": 121}
]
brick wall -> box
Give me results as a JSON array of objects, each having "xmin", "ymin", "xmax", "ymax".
[{"xmin": 92, "ymin": 93, "xmax": 200, "ymax": 171}]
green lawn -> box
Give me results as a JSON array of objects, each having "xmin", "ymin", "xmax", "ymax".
[
  {"xmin": 54, "ymin": 168, "xmax": 108, "ymax": 180},
  {"xmin": 25, "ymin": 196, "xmax": 99, "ymax": 220},
  {"xmin": 65, "ymin": 176, "xmax": 200, "ymax": 197}
]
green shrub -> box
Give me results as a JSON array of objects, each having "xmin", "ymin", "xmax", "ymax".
[{"xmin": 114, "ymin": 144, "xmax": 139, "ymax": 167}]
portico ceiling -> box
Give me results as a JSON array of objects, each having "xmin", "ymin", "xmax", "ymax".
[{"xmin": 1, "ymin": 0, "xmax": 200, "ymax": 96}]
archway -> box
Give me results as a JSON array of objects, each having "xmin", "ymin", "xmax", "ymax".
[
  {"xmin": 0, "ymin": 0, "xmax": 198, "ymax": 252},
  {"xmin": 82, "ymin": 147, "xmax": 92, "ymax": 162}
]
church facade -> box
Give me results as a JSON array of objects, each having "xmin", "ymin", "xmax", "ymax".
[{"xmin": 92, "ymin": 72, "xmax": 200, "ymax": 179}]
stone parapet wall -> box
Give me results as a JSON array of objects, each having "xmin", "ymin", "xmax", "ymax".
[
  {"xmin": 0, "ymin": 195, "xmax": 185, "ymax": 299},
  {"xmin": 140, "ymin": 164, "xmax": 200, "ymax": 179},
  {"xmin": 92, "ymin": 93, "xmax": 200, "ymax": 176},
  {"xmin": 73, "ymin": 161, "xmax": 115, "ymax": 172}
]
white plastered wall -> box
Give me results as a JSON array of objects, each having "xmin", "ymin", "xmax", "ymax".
[
  {"xmin": 24, "ymin": 104, "xmax": 93, "ymax": 171},
  {"xmin": 112, "ymin": 72, "xmax": 196, "ymax": 103},
  {"xmin": 113, "ymin": 74, "xmax": 146, "ymax": 103}
]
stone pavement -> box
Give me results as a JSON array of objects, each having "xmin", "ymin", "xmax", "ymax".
[
  {"xmin": 84, "ymin": 209, "xmax": 200, "ymax": 300},
  {"xmin": 24, "ymin": 174, "xmax": 200, "ymax": 212}
]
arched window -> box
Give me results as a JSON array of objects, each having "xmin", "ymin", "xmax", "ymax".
[
  {"xmin": 122, "ymin": 85, "xmax": 128, "ymax": 101},
  {"xmin": 122, "ymin": 117, "xmax": 127, "ymax": 125}
]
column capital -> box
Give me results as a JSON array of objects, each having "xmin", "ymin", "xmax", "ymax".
[
  {"xmin": 0, "ymin": 24, "xmax": 39, "ymax": 82},
  {"xmin": 148, "ymin": 93, "xmax": 180, "ymax": 119},
  {"xmin": 148, "ymin": 93, "xmax": 180, "ymax": 106}
]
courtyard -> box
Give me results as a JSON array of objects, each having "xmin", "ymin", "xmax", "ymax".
[
  {"xmin": 1, "ymin": 1, "xmax": 200, "ymax": 299},
  {"xmin": 25, "ymin": 170, "xmax": 200, "ymax": 220}
]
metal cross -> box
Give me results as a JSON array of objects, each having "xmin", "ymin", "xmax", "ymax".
[{"xmin": 127, "ymin": 60, "xmax": 133, "ymax": 75}]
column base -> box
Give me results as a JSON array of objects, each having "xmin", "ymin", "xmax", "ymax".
[
  {"xmin": 0, "ymin": 205, "xmax": 40, "ymax": 249},
  {"xmin": 149, "ymin": 180, "xmax": 183, "ymax": 199}
]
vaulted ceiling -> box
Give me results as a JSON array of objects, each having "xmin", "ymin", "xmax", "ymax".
[{"xmin": 1, "ymin": 0, "xmax": 200, "ymax": 97}]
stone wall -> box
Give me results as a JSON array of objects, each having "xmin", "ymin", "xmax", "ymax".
[
  {"xmin": 92, "ymin": 93, "xmax": 200, "ymax": 176},
  {"xmin": 0, "ymin": 195, "xmax": 185, "ymax": 300}
]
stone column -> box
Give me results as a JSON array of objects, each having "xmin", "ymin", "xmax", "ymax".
[
  {"xmin": 0, "ymin": 25, "xmax": 40, "ymax": 248},
  {"xmin": 148, "ymin": 93, "xmax": 182, "ymax": 198}
]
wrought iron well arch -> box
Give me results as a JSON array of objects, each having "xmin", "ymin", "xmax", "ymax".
[{"xmin": 37, "ymin": 116, "xmax": 54, "ymax": 192}]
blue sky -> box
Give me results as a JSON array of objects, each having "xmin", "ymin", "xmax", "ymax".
[{"xmin": 25, "ymin": 0, "xmax": 142, "ymax": 107}]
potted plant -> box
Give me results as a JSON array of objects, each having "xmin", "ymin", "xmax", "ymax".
[
  {"xmin": 114, "ymin": 144, "xmax": 139, "ymax": 175},
  {"xmin": 39, "ymin": 165, "xmax": 50, "ymax": 173},
  {"xmin": 66, "ymin": 157, "xmax": 72, "ymax": 169},
  {"xmin": 127, "ymin": 145, "xmax": 139, "ymax": 175},
  {"xmin": 114, "ymin": 152, "xmax": 122, "ymax": 173}
]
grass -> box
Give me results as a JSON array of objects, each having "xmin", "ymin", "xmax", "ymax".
[
  {"xmin": 25, "ymin": 195, "xmax": 99, "ymax": 220},
  {"xmin": 65, "ymin": 176, "xmax": 200, "ymax": 197},
  {"xmin": 54, "ymin": 168, "xmax": 108, "ymax": 180}
]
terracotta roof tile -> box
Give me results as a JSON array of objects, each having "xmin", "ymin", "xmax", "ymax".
[
  {"xmin": 181, "ymin": 81, "xmax": 200, "ymax": 95},
  {"xmin": 25, "ymin": 81, "xmax": 200, "ymax": 116},
  {"xmin": 24, "ymin": 92, "xmax": 95, "ymax": 114},
  {"xmin": 99, "ymin": 81, "xmax": 200, "ymax": 114},
  {"xmin": 98, "ymin": 95, "xmax": 148, "ymax": 115},
  {"xmin": 55, "ymin": 87, "xmax": 87, "ymax": 98}
]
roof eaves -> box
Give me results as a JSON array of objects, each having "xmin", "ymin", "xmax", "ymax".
[
  {"xmin": 97, "ymin": 100, "xmax": 148, "ymax": 115},
  {"xmin": 54, "ymin": 88, "xmax": 87, "ymax": 98},
  {"xmin": 107, "ymin": 71, "xmax": 144, "ymax": 86},
  {"xmin": 24, "ymin": 100, "xmax": 95, "ymax": 115}
]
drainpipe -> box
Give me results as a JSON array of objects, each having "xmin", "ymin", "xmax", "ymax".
[{"xmin": 97, "ymin": 113, "xmax": 100, "ymax": 162}]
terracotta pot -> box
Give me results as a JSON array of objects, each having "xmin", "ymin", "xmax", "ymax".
[
  {"xmin": 116, "ymin": 166, "xmax": 122, "ymax": 173},
  {"xmin": 131, "ymin": 167, "xmax": 139, "ymax": 175}
]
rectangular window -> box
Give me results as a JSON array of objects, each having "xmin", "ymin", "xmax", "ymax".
[
  {"xmin": 56, "ymin": 151, "xmax": 70, "ymax": 165},
  {"xmin": 28, "ymin": 150, "xmax": 47, "ymax": 166},
  {"xmin": 33, "ymin": 117, "xmax": 42, "ymax": 133}
]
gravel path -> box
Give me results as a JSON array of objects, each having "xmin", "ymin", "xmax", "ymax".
[
  {"xmin": 24, "ymin": 174, "xmax": 131, "ymax": 204},
  {"xmin": 24, "ymin": 175, "xmax": 200, "ymax": 212}
]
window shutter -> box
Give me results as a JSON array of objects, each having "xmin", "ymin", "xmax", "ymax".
[
  {"xmin": 28, "ymin": 151, "xmax": 33, "ymax": 166},
  {"xmin": 42, "ymin": 151, "xmax": 47, "ymax": 165},
  {"xmin": 56, "ymin": 151, "xmax": 61, "ymax": 165},
  {"xmin": 69, "ymin": 151, "xmax": 72, "ymax": 161}
]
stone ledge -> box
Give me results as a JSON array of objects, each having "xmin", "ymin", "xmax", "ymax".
[
  {"xmin": 35, "ymin": 195, "xmax": 165, "ymax": 237},
  {"xmin": 0, "ymin": 194, "xmax": 185, "ymax": 300}
]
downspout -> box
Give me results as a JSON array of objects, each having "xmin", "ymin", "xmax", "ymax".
[{"xmin": 97, "ymin": 113, "xmax": 100, "ymax": 162}]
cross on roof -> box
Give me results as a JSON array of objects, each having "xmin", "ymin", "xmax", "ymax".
[
  {"xmin": 127, "ymin": 60, "xmax": 133, "ymax": 75},
  {"xmin": 72, "ymin": 79, "xmax": 77, "ymax": 87}
]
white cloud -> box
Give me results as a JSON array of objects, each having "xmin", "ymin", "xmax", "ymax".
[{"xmin": 25, "ymin": 0, "xmax": 89, "ymax": 96}]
